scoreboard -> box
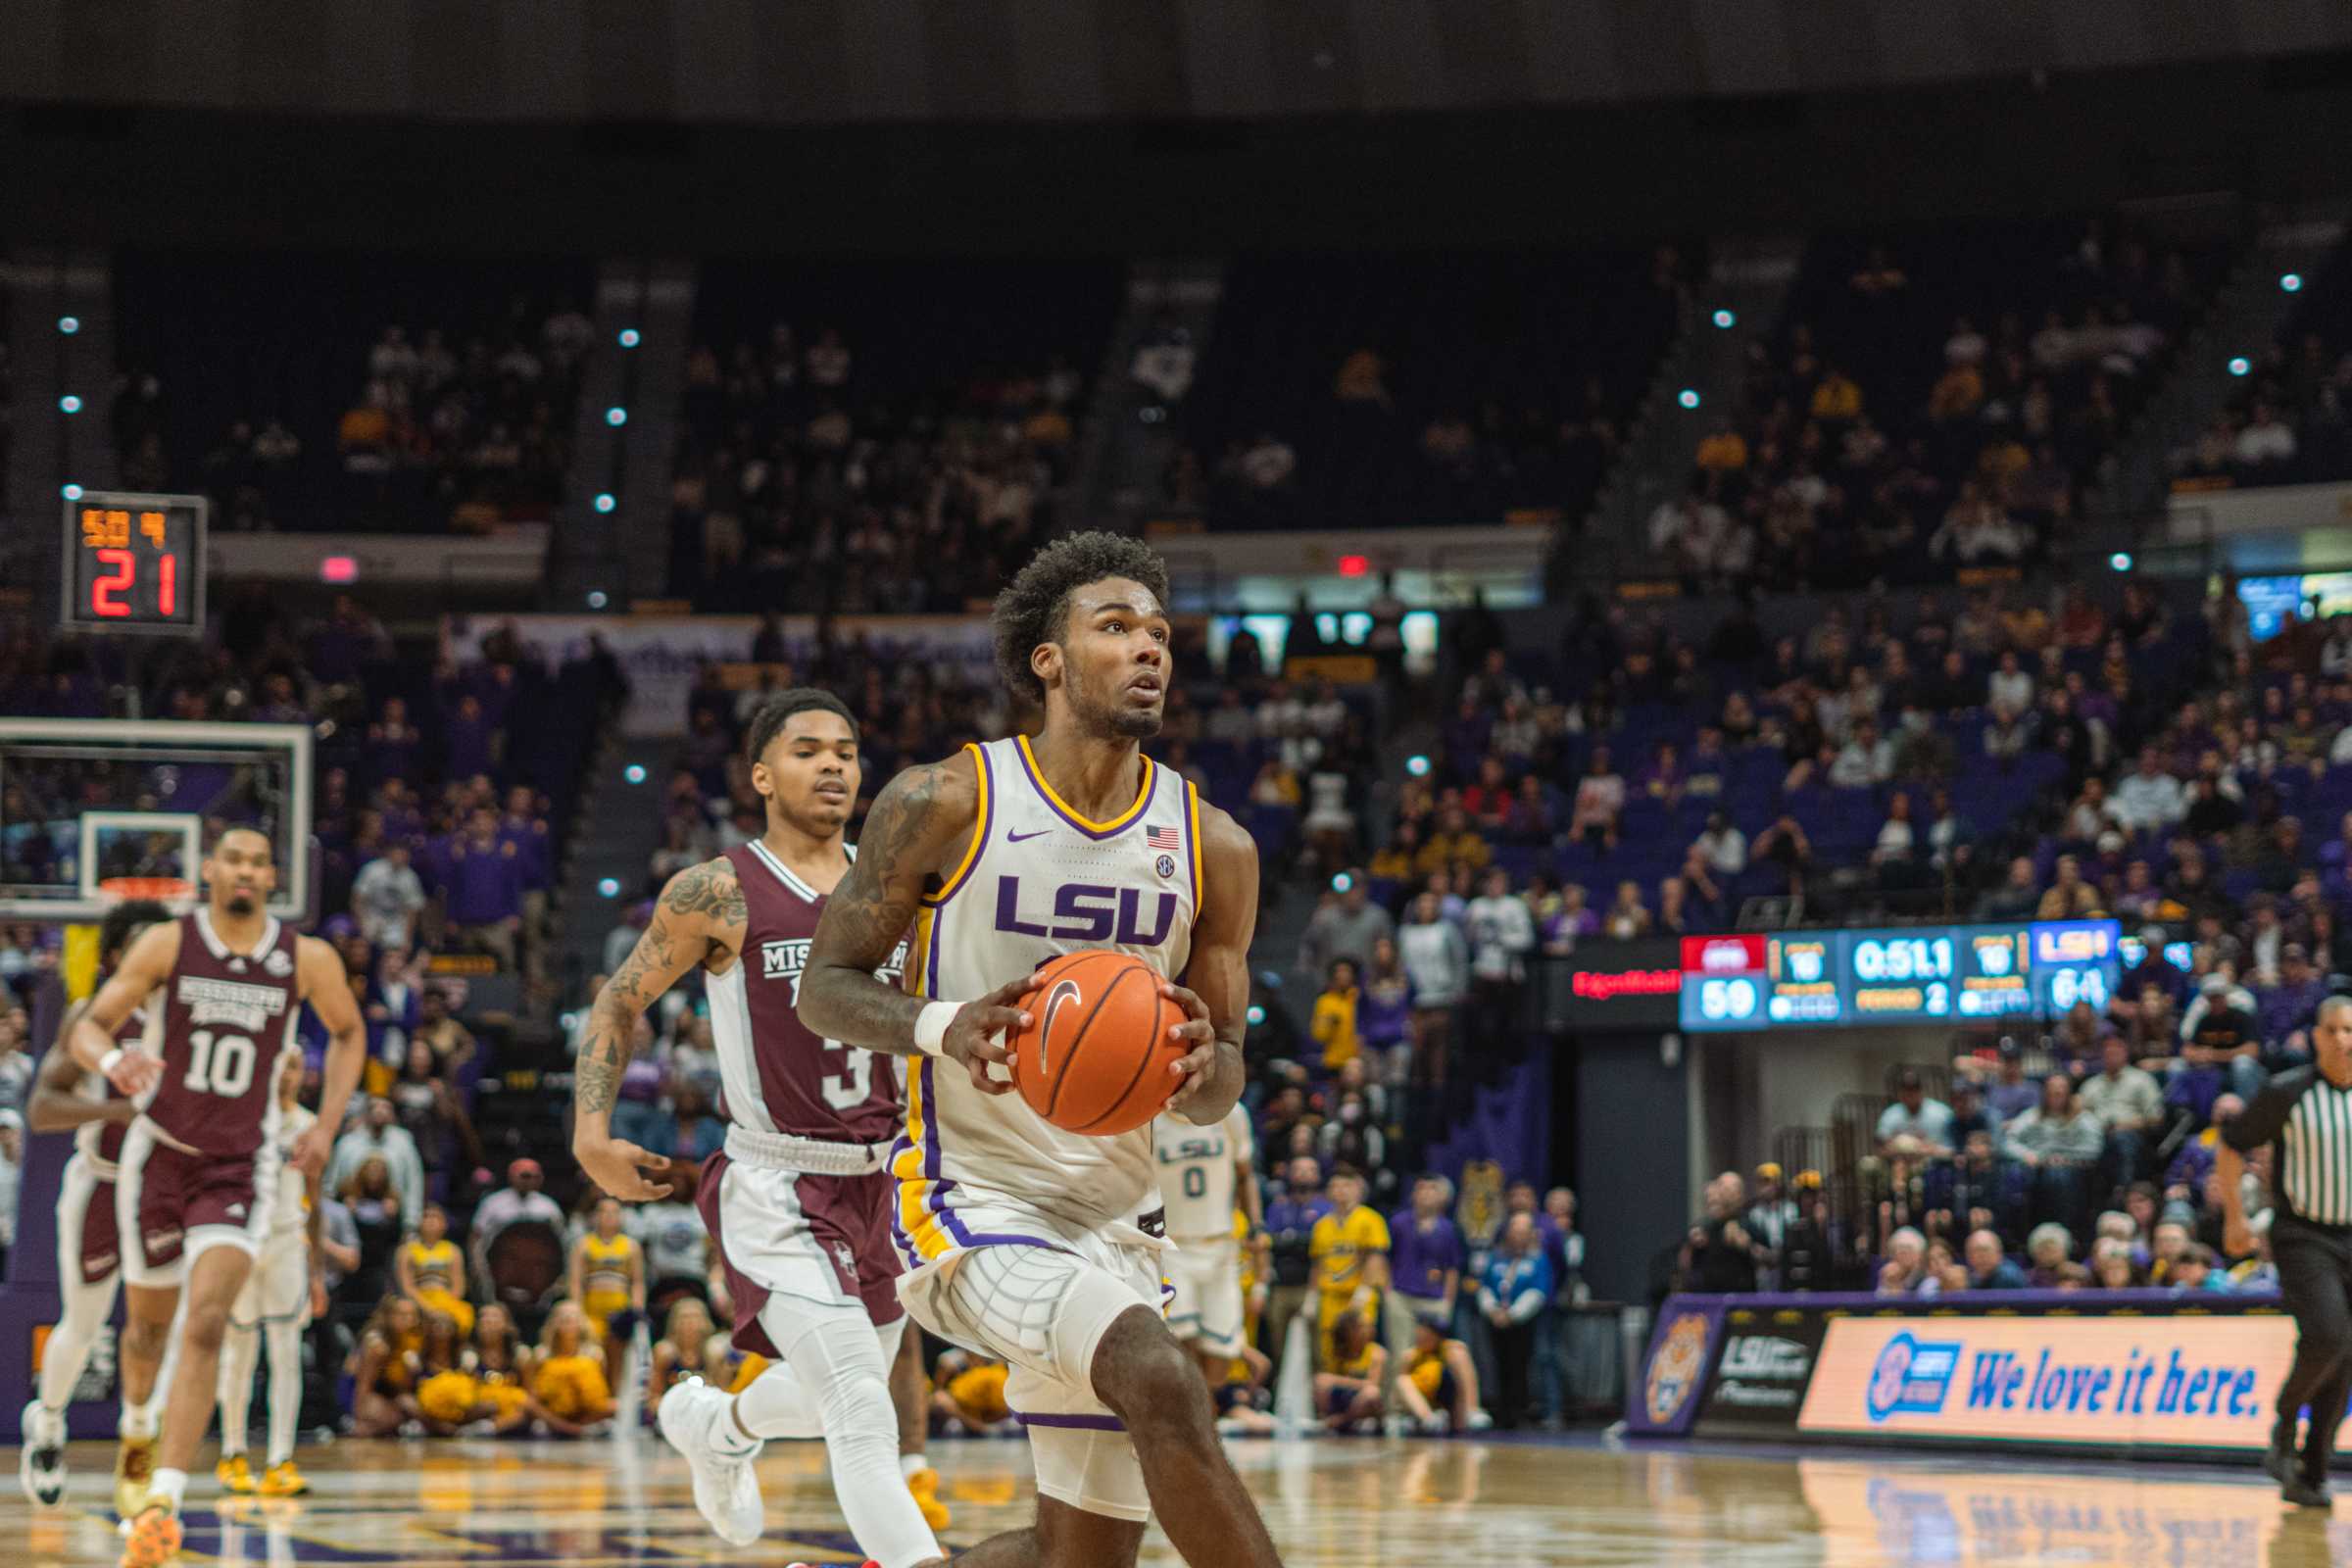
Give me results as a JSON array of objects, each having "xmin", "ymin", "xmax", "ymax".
[
  {"xmin": 59, "ymin": 491, "xmax": 208, "ymax": 637},
  {"xmin": 1677, "ymin": 919, "xmax": 2119, "ymax": 1033}
]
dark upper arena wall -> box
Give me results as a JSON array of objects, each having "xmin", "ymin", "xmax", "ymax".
[{"xmin": 3, "ymin": 0, "xmax": 2348, "ymax": 124}]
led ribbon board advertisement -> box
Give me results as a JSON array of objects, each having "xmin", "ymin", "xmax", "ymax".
[
  {"xmin": 1798, "ymin": 1314, "xmax": 2301, "ymax": 1452},
  {"xmin": 1677, "ymin": 920, "xmax": 2119, "ymax": 1033},
  {"xmin": 1638, "ymin": 1292, "xmax": 2348, "ymax": 1463}
]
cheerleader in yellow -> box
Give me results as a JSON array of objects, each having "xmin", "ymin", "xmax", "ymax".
[
  {"xmin": 1395, "ymin": 1318, "xmax": 1488, "ymax": 1434},
  {"xmin": 411, "ymin": 1312, "xmax": 477, "ymax": 1434},
  {"xmin": 927, "ymin": 1349, "xmax": 1018, "ymax": 1437},
  {"xmin": 396, "ymin": 1204, "xmax": 475, "ymax": 1336},
  {"xmin": 467, "ymin": 1304, "xmax": 538, "ymax": 1435},
  {"xmin": 566, "ymin": 1197, "xmax": 644, "ymax": 1344},
  {"xmin": 1312, "ymin": 1309, "xmax": 1388, "ymax": 1433},
  {"xmin": 532, "ymin": 1301, "xmax": 616, "ymax": 1435},
  {"xmin": 647, "ymin": 1298, "xmax": 718, "ymax": 1421},
  {"xmin": 347, "ymin": 1297, "xmax": 425, "ymax": 1438}
]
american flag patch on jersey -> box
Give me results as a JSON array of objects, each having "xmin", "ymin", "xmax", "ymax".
[{"xmin": 1147, "ymin": 824, "xmax": 1181, "ymax": 851}]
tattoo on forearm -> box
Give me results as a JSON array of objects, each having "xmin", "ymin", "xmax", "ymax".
[
  {"xmin": 804, "ymin": 762, "xmax": 951, "ymax": 1052},
  {"xmin": 573, "ymin": 912, "xmax": 687, "ymax": 1119}
]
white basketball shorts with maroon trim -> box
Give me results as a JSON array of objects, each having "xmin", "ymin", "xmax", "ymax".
[{"xmin": 697, "ymin": 1127, "xmax": 905, "ymax": 1358}]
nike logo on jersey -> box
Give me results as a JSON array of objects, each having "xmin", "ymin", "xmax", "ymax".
[
  {"xmin": 1038, "ymin": 978, "xmax": 1085, "ymax": 1075},
  {"xmin": 1006, "ymin": 828, "xmax": 1053, "ymax": 843}
]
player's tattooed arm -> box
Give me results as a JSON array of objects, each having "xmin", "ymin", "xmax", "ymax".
[
  {"xmin": 572, "ymin": 858, "xmax": 741, "ymax": 1200},
  {"xmin": 1165, "ymin": 804, "xmax": 1258, "ymax": 1124},
  {"xmin": 803, "ymin": 751, "xmax": 1034, "ymax": 1070},
  {"xmin": 573, "ymin": 858, "xmax": 738, "ymax": 1118}
]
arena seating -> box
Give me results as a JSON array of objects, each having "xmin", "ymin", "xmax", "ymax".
[
  {"xmin": 666, "ymin": 258, "xmax": 1124, "ymax": 612},
  {"xmin": 1182, "ymin": 247, "xmax": 1693, "ymax": 531},
  {"xmin": 114, "ymin": 250, "xmax": 597, "ymax": 534},
  {"xmin": 1673, "ymin": 219, "xmax": 2230, "ymax": 587},
  {"xmin": 2176, "ymin": 233, "xmax": 2352, "ymax": 490}
]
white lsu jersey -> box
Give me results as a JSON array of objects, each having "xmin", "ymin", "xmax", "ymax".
[
  {"xmin": 892, "ymin": 736, "xmax": 1203, "ymax": 1271},
  {"xmin": 260, "ymin": 1102, "xmax": 316, "ymax": 1240},
  {"xmin": 1152, "ymin": 1105, "xmax": 1252, "ymax": 1243}
]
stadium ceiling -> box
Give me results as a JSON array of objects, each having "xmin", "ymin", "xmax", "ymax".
[{"xmin": 3, "ymin": 0, "xmax": 2348, "ymax": 126}]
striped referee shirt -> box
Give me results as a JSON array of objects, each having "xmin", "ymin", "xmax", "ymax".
[{"xmin": 2224, "ymin": 1065, "xmax": 2352, "ymax": 1228}]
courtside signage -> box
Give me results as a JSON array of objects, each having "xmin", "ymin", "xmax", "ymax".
[{"xmin": 1798, "ymin": 1316, "xmax": 2316, "ymax": 1450}]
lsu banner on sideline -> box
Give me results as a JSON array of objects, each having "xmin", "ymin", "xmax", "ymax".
[{"xmin": 1633, "ymin": 1290, "xmax": 2351, "ymax": 1462}]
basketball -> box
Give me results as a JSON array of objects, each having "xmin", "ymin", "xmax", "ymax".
[{"xmin": 1009, "ymin": 950, "xmax": 1187, "ymax": 1137}]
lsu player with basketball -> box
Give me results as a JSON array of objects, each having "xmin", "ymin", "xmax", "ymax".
[
  {"xmin": 570, "ymin": 688, "xmax": 949, "ymax": 1567},
  {"xmin": 798, "ymin": 532, "xmax": 1286, "ymax": 1568},
  {"xmin": 19, "ymin": 900, "xmax": 172, "ymax": 1508},
  {"xmin": 1152, "ymin": 1104, "xmax": 1264, "ymax": 1401},
  {"xmin": 68, "ymin": 827, "xmax": 365, "ymax": 1567},
  {"xmin": 213, "ymin": 1051, "xmax": 323, "ymax": 1496}
]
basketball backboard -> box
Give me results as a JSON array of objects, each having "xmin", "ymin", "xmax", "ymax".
[{"xmin": 0, "ymin": 719, "xmax": 312, "ymax": 921}]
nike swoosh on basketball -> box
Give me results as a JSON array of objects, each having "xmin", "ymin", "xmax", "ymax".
[
  {"xmin": 1039, "ymin": 979, "xmax": 1084, "ymax": 1075},
  {"xmin": 1006, "ymin": 828, "xmax": 1053, "ymax": 843}
]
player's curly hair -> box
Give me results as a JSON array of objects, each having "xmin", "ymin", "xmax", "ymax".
[
  {"xmin": 744, "ymin": 687, "xmax": 859, "ymax": 764},
  {"xmin": 991, "ymin": 531, "xmax": 1172, "ymax": 705},
  {"xmin": 98, "ymin": 899, "xmax": 171, "ymax": 963}
]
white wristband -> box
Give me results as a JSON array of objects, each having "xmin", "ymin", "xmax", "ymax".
[
  {"xmin": 913, "ymin": 1001, "xmax": 959, "ymax": 1058},
  {"xmin": 97, "ymin": 1048, "xmax": 123, "ymax": 1076}
]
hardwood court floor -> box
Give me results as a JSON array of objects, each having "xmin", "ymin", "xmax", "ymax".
[{"xmin": 8, "ymin": 1432, "xmax": 2352, "ymax": 1566}]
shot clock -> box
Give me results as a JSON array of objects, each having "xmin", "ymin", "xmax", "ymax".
[{"xmin": 59, "ymin": 491, "xmax": 207, "ymax": 636}]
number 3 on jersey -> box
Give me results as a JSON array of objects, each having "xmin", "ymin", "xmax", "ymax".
[
  {"xmin": 184, "ymin": 1028, "xmax": 258, "ymax": 1097},
  {"xmin": 785, "ymin": 968, "xmax": 875, "ymax": 1112}
]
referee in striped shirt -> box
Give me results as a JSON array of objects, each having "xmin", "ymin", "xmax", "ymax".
[{"xmin": 2222, "ymin": 995, "xmax": 2352, "ymax": 1505}]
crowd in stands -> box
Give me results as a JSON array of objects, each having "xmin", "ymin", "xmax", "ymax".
[
  {"xmin": 115, "ymin": 252, "xmax": 595, "ymax": 533},
  {"xmin": 2175, "ymin": 240, "xmax": 2352, "ymax": 492},
  {"xmin": 1660, "ymin": 220, "xmax": 2224, "ymax": 588},
  {"xmin": 1659, "ymin": 587, "xmax": 2352, "ymax": 1300},
  {"xmin": 1182, "ymin": 247, "xmax": 1692, "ymax": 531},
  {"xmin": 666, "ymin": 261, "xmax": 1121, "ymax": 613}
]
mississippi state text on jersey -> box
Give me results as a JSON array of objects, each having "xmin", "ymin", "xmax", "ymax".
[
  {"xmin": 710, "ymin": 841, "xmax": 909, "ymax": 1144},
  {"xmin": 141, "ymin": 912, "xmax": 304, "ymax": 1157}
]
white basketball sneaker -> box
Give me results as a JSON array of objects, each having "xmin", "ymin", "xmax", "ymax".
[
  {"xmin": 20, "ymin": 1399, "xmax": 67, "ymax": 1505},
  {"xmin": 658, "ymin": 1378, "xmax": 765, "ymax": 1545}
]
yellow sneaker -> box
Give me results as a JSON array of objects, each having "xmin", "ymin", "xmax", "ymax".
[
  {"xmin": 119, "ymin": 1502, "xmax": 181, "ymax": 1568},
  {"xmin": 257, "ymin": 1461, "xmax": 309, "ymax": 1498},
  {"xmin": 217, "ymin": 1454, "xmax": 257, "ymax": 1495},
  {"xmin": 907, "ymin": 1466, "xmax": 950, "ymax": 1532},
  {"xmin": 113, "ymin": 1436, "xmax": 157, "ymax": 1521}
]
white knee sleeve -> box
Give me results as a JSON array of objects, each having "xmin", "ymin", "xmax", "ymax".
[
  {"xmin": 266, "ymin": 1319, "xmax": 303, "ymax": 1467},
  {"xmin": 218, "ymin": 1324, "xmax": 260, "ymax": 1457},
  {"xmin": 750, "ymin": 1307, "xmax": 939, "ymax": 1568},
  {"xmin": 39, "ymin": 1268, "xmax": 121, "ymax": 1415}
]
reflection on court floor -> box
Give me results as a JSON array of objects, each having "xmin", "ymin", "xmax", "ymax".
[{"xmin": 7, "ymin": 1436, "xmax": 2352, "ymax": 1567}]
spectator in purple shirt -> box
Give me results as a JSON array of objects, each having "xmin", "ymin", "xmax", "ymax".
[
  {"xmin": 499, "ymin": 784, "xmax": 553, "ymax": 979},
  {"xmin": 1356, "ymin": 938, "xmax": 1416, "ymax": 1091},
  {"xmin": 1263, "ymin": 1154, "xmax": 1336, "ymax": 1377},
  {"xmin": 445, "ymin": 806, "xmax": 524, "ymax": 970},
  {"xmin": 1389, "ymin": 1175, "xmax": 1465, "ymax": 1332},
  {"xmin": 443, "ymin": 693, "xmax": 499, "ymax": 783},
  {"xmin": 2258, "ymin": 945, "xmax": 2329, "ymax": 1058},
  {"xmin": 366, "ymin": 697, "xmax": 423, "ymax": 788}
]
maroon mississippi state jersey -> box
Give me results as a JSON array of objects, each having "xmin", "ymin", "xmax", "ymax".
[
  {"xmin": 709, "ymin": 842, "xmax": 907, "ymax": 1144},
  {"xmin": 139, "ymin": 911, "xmax": 304, "ymax": 1157}
]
